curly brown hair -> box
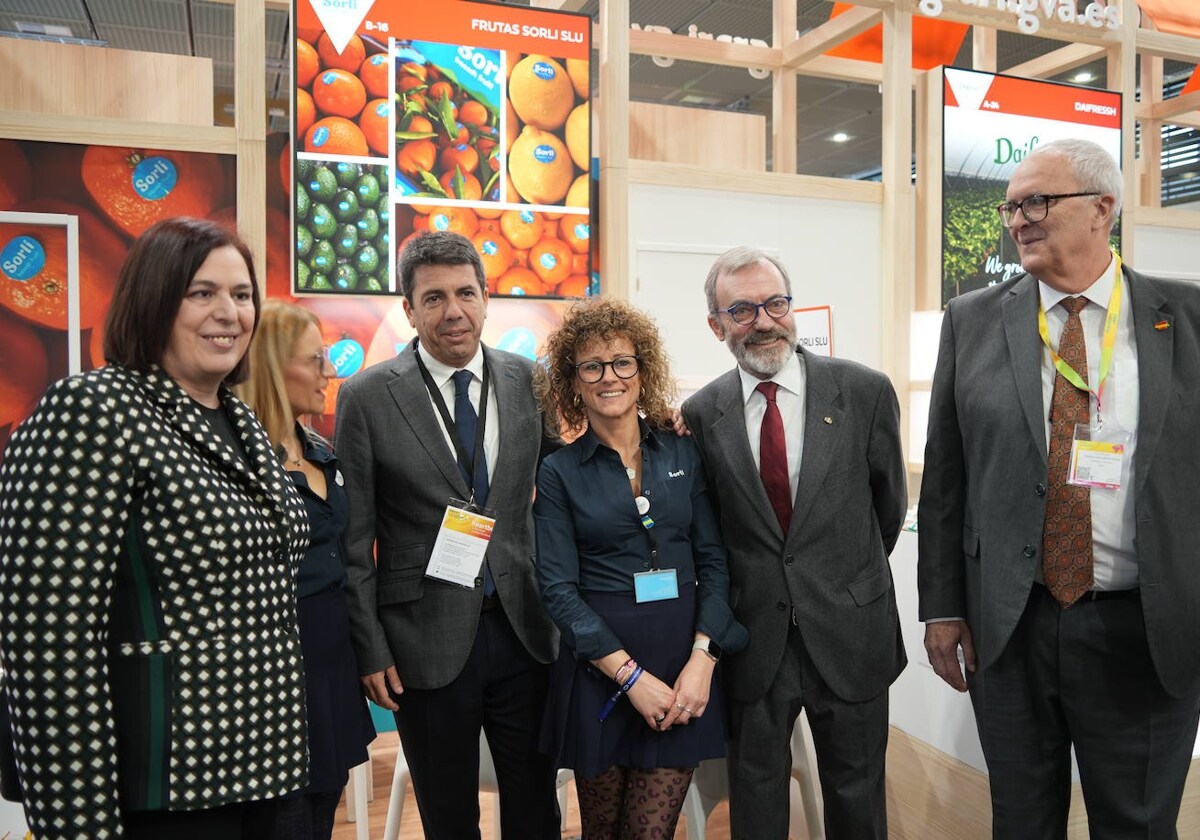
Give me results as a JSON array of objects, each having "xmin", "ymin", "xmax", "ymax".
[{"xmin": 534, "ymin": 297, "xmax": 677, "ymax": 437}]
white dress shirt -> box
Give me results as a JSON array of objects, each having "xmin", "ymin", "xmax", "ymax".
[
  {"xmin": 416, "ymin": 344, "xmax": 500, "ymax": 489},
  {"xmin": 1037, "ymin": 254, "xmax": 1139, "ymax": 590},
  {"xmin": 739, "ymin": 350, "xmax": 806, "ymax": 501}
]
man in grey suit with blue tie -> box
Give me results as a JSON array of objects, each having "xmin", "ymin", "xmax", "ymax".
[
  {"xmin": 335, "ymin": 231, "xmax": 560, "ymax": 839},
  {"xmin": 920, "ymin": 138, "xmax": 1200, "ymax": 838},
  {"xmin": 682, "ymin": 247, "xmax": 907, "ymax": 839}
]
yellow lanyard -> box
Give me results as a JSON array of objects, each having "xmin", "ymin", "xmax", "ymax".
[{"xmin": 1035, "ymin": 252, "xmax": 1122, "ymax": 419}]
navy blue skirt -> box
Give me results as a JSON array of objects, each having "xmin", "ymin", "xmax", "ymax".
[
  {"xmin": 296, "ymin": 587, "xmax": 375, "ymax": 793},
  {"xmin": 542, "ymin": 582, "xmax": 728, "ymax": 780}
]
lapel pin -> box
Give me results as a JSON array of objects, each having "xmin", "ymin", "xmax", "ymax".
[
  {"xmin": 1154, "ymin": 319, "xmax": 1170, "ymax": 331},
  {"xmin": 823, "ymin": 416, "xmax": 833, "ymax": 424}
]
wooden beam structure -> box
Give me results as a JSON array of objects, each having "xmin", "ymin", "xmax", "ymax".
[
  {"xmin": 782, "ymin": 6, "xmax": 883, "ymax": 70},
  {"xmin": 600, "ymin": 0, "xmax": 631, "ymax": 301},
  {"xmin": 881, "ymin": 0, "xmax": 915, "ymax": 452},
  {"xmin": 1140, "ymin": 89, "xmax": 1200, "ymax": 120},
  {"xmin": 1004, "ymin": 43, "xmax": 1105, "ymax": 79},
  {"xmin": 772, "ymin": 0, "xmax": 798, "ymax": 173},
  {"xmin": 627, "ymin": 29, "xmax": 779, "ymax": 71},
  {"xmin": 972, "ymin": 26, "xmax": 997, "ymax": 72},
  {"xmin": 234, "ymin": 0, "xmax": 268, "ymax": 277}
]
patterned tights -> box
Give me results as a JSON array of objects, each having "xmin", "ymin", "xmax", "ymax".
[{"xmin": 576, "ymin": 765, "xmax": 696, "ymax": 839}]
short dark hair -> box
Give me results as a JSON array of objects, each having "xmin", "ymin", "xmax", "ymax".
[
  {"xmin": 398, "ymin": 231, "xmax": 486, "ymax": 300},
  {"xmin": 104, "ymin": 217, "xmax": 261, "ymax": 385}
]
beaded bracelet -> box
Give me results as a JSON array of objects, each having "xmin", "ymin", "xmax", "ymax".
[{"xmin": 613, "ymin": 658, "xmax": 637, "ymax": 684}]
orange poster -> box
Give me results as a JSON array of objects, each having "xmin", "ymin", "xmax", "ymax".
[{"xmin": 291, "ymin": 0, "xmax": 595, "ymax": 298}]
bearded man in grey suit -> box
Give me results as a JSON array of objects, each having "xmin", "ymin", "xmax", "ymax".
[
  {"xmin": 681, "ymin": 247, "xmax": 907, "ymax": 839},
  {"xmin": 920, "ymin": 138, "xmax": 1200, "ymax": 838},
  {"xmin": 335, "ymin": 231, "xmax": 559, "ymax": 839}
]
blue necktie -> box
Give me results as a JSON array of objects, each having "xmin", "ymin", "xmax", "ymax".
[{"xmin": 452, "ymin": 370, "xmax": 494, "ymax": 594}]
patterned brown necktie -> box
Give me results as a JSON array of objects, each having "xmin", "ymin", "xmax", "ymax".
[{"xmin": 1042, "ymin": 296, "xmax": 1093, "ymax": 607}]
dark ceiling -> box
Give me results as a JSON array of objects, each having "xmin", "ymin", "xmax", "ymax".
[{"xmin": 0, "ymin": 0, "xmax": 1194, "ymax": 179}]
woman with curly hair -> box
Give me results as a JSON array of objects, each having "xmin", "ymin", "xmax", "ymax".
[{"xmin": 533, "ymin": 298, "xmax": 747, "ymax": 839}]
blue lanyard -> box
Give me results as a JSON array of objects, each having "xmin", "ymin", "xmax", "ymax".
[{"xmin": 598, "ymin": 666, "xmax": 643, "ymax": 722}]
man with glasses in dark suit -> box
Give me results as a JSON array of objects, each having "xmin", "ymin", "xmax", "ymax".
[
  {"xmin": 682, "ymin": 246, "xmax": 907, "ymax": 839},
  {"xmin": 920, "ymin": 138, "xmax": 1200, "ymax": 838}
]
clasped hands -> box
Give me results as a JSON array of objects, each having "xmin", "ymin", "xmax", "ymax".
[{"xmin": 628, "ymin": 653, "xmax": 715, "ymax": 733}]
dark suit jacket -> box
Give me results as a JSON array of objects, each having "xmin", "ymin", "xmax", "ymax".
[
  {"xmin": 335, "ymin": 344, "xmax": 558, "ymax": 691},
  {"xmin": 0, "ymin": 365, "xmax": 310, "ymax": 839},
  {"xmin": 682, "ymin": 348, "xmax": 908, "ymax": 704},
  {"xmin": 918, "ymin": 266, "xmax": 1200, "ymax": 699}
]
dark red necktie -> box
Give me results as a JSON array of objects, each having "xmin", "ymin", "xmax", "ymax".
[
  {"xmin": 1042, "ymin": 296, "xmax": 1093, "ymax": 607},
  {"xmin": 756, "ymin": 381, "xmax": 792, "ymax": 533}
]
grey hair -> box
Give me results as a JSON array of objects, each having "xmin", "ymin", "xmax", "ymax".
[
  {"xmin": 703, "ymin": 246, "xmax": 793, "ymax": 313},
  {"xmin": 1026, "ymin": 138, "xmax": 1123, "ymax": 225}
]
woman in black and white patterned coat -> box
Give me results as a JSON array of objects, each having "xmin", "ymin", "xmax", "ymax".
[{"xmin": 0, "ymin": 218, "xmax": 310, "ymax": 839}]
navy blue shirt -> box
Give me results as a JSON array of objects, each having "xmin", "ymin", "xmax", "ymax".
[
  {"xmin": 534, "ymin": 421, "xmax": 748, "ymax": 661},
  {"xmin": 288, "ymin": 427, "xmax": 349, "ymax": 598}
]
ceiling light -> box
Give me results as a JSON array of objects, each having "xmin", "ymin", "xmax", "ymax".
[
  {"xmin": 1073, "ymin": 71, "xmax": 1095, "ymax": 83},
  {"xmin": 831, "ymin": 132, "xmax": 850, "ymax": 143}
]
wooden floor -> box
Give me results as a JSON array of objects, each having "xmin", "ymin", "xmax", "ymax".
[{"xmin": 332, "ymin": 728, "xmax": 1200, "ymax": 839}]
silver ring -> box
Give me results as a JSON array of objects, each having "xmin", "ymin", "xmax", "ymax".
[
  {"xmin": 675, "ymin": 703, "xmax": 686, "ymax": 712},
  {"xmin": 683, "ymin": 707, "xmax": 693, "ymax": 715},
  {"xmin": 654, "ymin": 713, "xmax": 666, "ymax": 723}
]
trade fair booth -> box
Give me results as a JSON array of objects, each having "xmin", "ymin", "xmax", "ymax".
[{"xmin": 2, "ymin": 0, "xmax": 1199, "ymax": 837}]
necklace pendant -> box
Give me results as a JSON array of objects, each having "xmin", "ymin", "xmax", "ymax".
[{"xmin": 625, "ymin": 465, "xmax": 636, "ymax": 481}]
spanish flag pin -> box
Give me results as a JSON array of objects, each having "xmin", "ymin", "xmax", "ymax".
[{"xmin": 1154, "ymin": 319, "xmax": 1170, "ymax": 331}]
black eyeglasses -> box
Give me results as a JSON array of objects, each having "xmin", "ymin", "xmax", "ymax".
[
  {"xmin": 573, "ymin": 355, "xmax": 640, "ymax": 383},
  {"xmin": 714, "ymin": 295, "xmax": 793, "ymax": 326},
  {"xmin": 996, "ymin": 192, "xmax": 1100, "ymax": 228}
]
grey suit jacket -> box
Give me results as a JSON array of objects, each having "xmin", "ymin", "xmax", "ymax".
[
  {"xmin": 335, "ymin": 343, "xmax": 558, "ymax": 691},
  {"xmin": 682, "ymin": 348, "xmax": 907, "ymax": 704},
  {"xmin": 918, "ymin": 265, "xmax": 1200, "ymax": 699}
]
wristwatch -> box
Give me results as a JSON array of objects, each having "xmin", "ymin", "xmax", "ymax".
[{"xmin": 692, "ymin": 639, "xmax": 723, "ymax": 662}]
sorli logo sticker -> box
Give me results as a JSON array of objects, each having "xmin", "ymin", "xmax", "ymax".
[
  {"xmin": 329, "ymin": 338, "xmax": 364, "ymax": 379},
  {"xmin": 1, "ymin": 235, "xmax": 46, "ymax": 282},
  {"xmin": 311, "ymin": 126, "xmax": 332, "ymax": 148},
  {"xmin": 539, "ymin": 252, "xmax": 559, "ymax": 271},
  {"xmin": 480, "ymin": 238, "xmax": 500, "ymax": 256},
  {"xmin": 532, "ymin": 61, "xmax": 557, "ymax": 81},
  {"xmin": 534, "ymin": 145, "xmax": 557, "ymax": 164},
  {"xmin": 132, "ymin": 156, "xmax": 178, "ymax": 201},
  {"xmin": 496, "ymin": 327, "xmax": 538, "ymax": 359},
  {"xmin": 573, "ymin": 222, "xmax": 590, "ymax": 241}
]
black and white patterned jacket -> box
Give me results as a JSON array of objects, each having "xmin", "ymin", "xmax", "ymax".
[{"xmin": 0, "ymin": 364, "xmax": 310, "ymax": 839}]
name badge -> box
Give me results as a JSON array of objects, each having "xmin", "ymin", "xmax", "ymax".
[
  {"xmin": 1068, "ymin": 422, "xmax": 1129, "ymax": 490},
  {"xmin": 633, "ymin": 568, "xmax": 678, "ymax": 603},
  {"xmin": 425, "ymin": 498, "xmax": 496, "ymax": 588}
]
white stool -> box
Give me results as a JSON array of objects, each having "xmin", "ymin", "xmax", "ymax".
[
  {"xmin": 682, "ymin": 710, "xmax": 825, "ymax": 840},
  {"xmin": 344, "ymin": 757, "xmax": 372, "ymax": 840},
  {"xmin": 382, "ymin": 731, "xmax": 574, "ymax": 840}
]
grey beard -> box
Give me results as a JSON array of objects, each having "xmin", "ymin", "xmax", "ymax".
[{"xmin": 728, "ymin": 331, "xmax": 795, "ymax": 378}]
